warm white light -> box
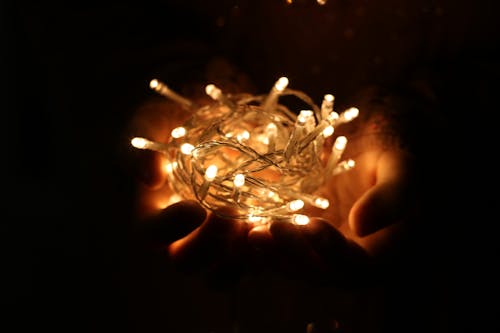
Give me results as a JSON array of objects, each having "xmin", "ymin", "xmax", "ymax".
[
  {"xmin": 149, "ymin": 79, "xmax": 159, "ymax": 89},
  {"xmin": 322, "ymin": 125, "xmax": 334, "ymax": 137},
  {"xmin": 131, "ymin": 137, "xmax": 148, "ymax": 149},
  {"xmin": 314, "ymin": 197, "xmax": 330, "ymax": 209},
  {"xmin": 266, "ymin": 123, "xmax": 278, "ymax": 136},
  {"xmin": 171, "ymin": 126, "xmax": 187, "ymax": 138},
  {"xmin": 287, "ymin": 199, "xmax": 305, "ymax": 212},
  {"xmin": 237, "ymin": 130, "xmax": 250, "ymax": 141},
  {"xmin": 343, "ymin": 107, "xmax": 359, "ymax": 121},
  {"xmin": 275, "ymin": 77, "xmax": 289, "ymax": 92},
  {"xmin": 317, "ymin": 0, "xmax": 327, "ymax": 5},
  {"xmin": 334, "ymin": 136, "xmax": 348, "ymax": 151},
  {"xmin": 204, "ymin": 165, "xmax": 218, "ymax": 181},
  {"xmin": 180, "ymin": 143, "xmax": 195, "ymax": 155},
  {"xmin": 233, "ymin": 173, "xmax": 245, "ymax": 187},
  {"xmin": 165, "ymin": 162, "xmax": 174, "ymax": 174},
  {"xmin": 327, "ymin": 111, "xmax": 339, "ymax": 122},
  {"xmin": 292, "ymin": 214, "xmax": 310, "ymax": 225},
  {"xmin": 248, "ymin": 215, "xmax": 263, "ymax": 223},
  {"xmin": 132, "ymin": 76, "xmax": 359, "ymax": 225}
]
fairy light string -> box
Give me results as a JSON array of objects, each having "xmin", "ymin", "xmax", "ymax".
[{"xmin": 132, "ymin": 77, "xmax": 359, "ymax": 225}]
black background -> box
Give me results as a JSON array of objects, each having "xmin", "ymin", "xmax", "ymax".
[{"xmin": 2, "ymin": 1, "xmax": 498, "ymax": 332}]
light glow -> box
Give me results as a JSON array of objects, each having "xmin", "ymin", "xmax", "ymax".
[
  {"xmin": 171, "ymin": 127, "xmax": 187, "ymax": 139},
  {"xmin": 132, "ymin": 77, "xmax": 359, "ymax": 225},
  {"xmin": 292, "ymin": 214, "xmax": 310, "ymax": 225}
]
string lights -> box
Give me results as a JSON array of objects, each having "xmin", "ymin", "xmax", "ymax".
[{"xmin": 131, "ymin": 77, "xmax": 358, "ymax": 225}]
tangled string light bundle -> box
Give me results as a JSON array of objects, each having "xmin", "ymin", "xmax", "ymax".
[{"xmin": 131, "ymin": 77, "xmax": 359, "ymax": 225}]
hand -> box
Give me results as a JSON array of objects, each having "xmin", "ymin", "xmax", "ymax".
[
  {"xmin": 247, "ymin": 129, "xmax": 419, "ymax": 286},
  {"xmin": 126, "ymin": 78, "xmax": 420, "ymax": 288},
  {"xmin": 125, "ymin": 71, "xmax": 256, "ymax": 288}
]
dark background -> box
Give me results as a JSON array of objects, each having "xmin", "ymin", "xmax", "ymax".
[{"xmin": 2, "ymin": 0, "xmax": 498, "ymax": 332}]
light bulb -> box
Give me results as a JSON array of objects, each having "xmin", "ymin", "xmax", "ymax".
[
  {"xmin": 292, "ymin": 214, "xmax": 310, "ymax": 225},
  {"xmin": 180, "ymin": 143, "xmax": 194, "ymax": 155},
  {"xmin": 131, "ymin": 76, "xmax": 359, "ymax": 225},
  {"xmin": 233, "ymin": 173, "xmax": 246, "ymax": 188},
  {"xmin": 204, "ymin": 165, "xmax": 218, "ymax": 181}
]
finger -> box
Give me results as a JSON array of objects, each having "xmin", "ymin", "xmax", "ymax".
[
  {"xmin": 302, "ymin": 218, "xmax": 372, "ymax": 285},
  {"xmin": 349, "ymin": 149, "xmax": 417, "ymax": 237},
  {"xmin": 269, "ymin": 221, "xmax": 326, "ymax": 278},
  {"xmin": 247, "ymin": 224, "xmax": 276, "ymax": 271},
  {"xmin": 126, "ymin": 99, "xmax": 190, "ymax": 188},
  {"xmin": 168, "ymin": 208, "xmax": 249, "ymax": 272},
  {"xmin": 141, "ymin": 200, "xmax": 207, "ymax": 248},
  {"xmin": 130, "ymin": 149, "xmax": 168, "ymax": 189},
  {"xmin": 301, "ymin": 218, "xmax": 352, "ymax": 261}
]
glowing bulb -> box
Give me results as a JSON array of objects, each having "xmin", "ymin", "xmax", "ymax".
[
  {"xmin": 148, "ymin": 78, "xmax": 192, "ymax": 109},
  {"xmin": 275, "ymin": 76, "xmax": 289, "ymax": 92},
  {"xmin": 204, "ymin": 165, "xmax": 218, "ymax": 181},
  {"xmin": 131, "ymin": 137, "xmax": 167, "ymax": 153},
  {"xmin": 314, "ymin": 197, "xmax": 330, "ymax": 209},
  {"xmin": 149, "ymin": 79, "xmax": 159, "ymax": 89},
  {"xmin": 344, "ymin": 107, "xmax": 359, "ymax": 121},
  {"xmin": 292, "ymin": 214, "xmax": 310, "ymax": 225},
  {"xmin": 237, "ymin": 130, "xmax": 250, "ymax": 142},
  {"xmin": 205, "ymin": 84, "xmax": 221, "ymax": 100},
  {"xmin": 321, "ymin": 94, "xmax": 335, "ymax": 120},
  {"xmin": 171, "ymin": 126, "xmax": 187, "ymax": 139},
  {"xmin": 266, "ymin": 123, "xmax": 278, "ymax": 135},
  {"xmin": 233, "ymin": 173, "xmax": 245, "ymax": 187},
  {"xmin": 327, "ymin": 111, "xmax": 339, "ymax": 122},
  {"xmin": 317, "ymin": 0, "xmax": 327, "ymax": 5},
  {"xmin": 165, "ymin": 162, "xmax": 174, "ymax": 174},
  {"xmin": 287, "ymin": 199, "xmax": 305, "ymax": 212},
  {"xmin": 248, "ymin": 215, "xmax": 263, "ymax": 223},
  {"xmin": 298, "ymin": 110, "xmax": 314, "ymax": 125},
  {"xmin": 322, "ymin": 125, "xmax": 334, "ymax": 137},
  {"xmin": 180, "ymin": 143, "xmax": 194, "ymax": 155},
  {"xmin": 334, "ymin": 136, "xmax": 347, "ymax": 151},
  {"xmin": 131, "ymin": 137, "xmax": 148, "ymax": 149},
  {"xmin": 132, "ymin": 76, "xmax": 359, "ymax": 226}
]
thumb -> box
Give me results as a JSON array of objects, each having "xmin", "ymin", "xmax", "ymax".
[{"xmin": 349, "ymin": 149, "xmax": 418, "ymax": 237}]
